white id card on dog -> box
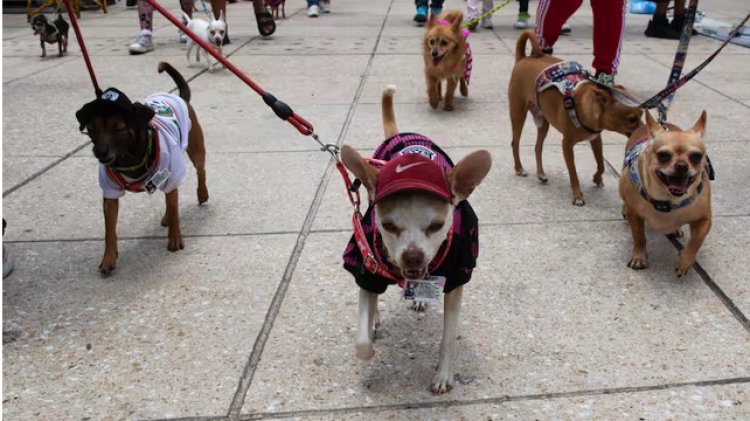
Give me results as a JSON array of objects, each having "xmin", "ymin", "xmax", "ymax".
[
  {"xmin": 144, "ymin": 167, "xmax": 170, "ymax": 194},
  {"xmin": 403, "ymin": 276, "xmax": 446, "ymax": 305}
]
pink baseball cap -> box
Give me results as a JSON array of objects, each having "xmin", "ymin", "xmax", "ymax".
[{"xmin": 374, "ymin": 153, "xmax": 452, "ymax": 203}]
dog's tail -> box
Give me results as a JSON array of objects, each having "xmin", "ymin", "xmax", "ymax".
[
  {"xmin": 515, "ymin": 29, "xmax": 544, "ymax": 63},
  {"xmin": 180, "ymin": 10, "xmax": 192, "ymax": 24},
  {"xmin": 158, "ymin": 62, "xmax": 191, "ymax": 103},
  {"xmin": 382, "ymin": 85, "xmax": 399, "ymax": 139}
]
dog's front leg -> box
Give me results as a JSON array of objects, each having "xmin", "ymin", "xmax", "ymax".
[
  {"xmin": 444, "ymin": 77, "xmax": 458, "ymax": 111},
  {"xmin": 431, "ymin": 285, "xmax": 463, "ymax": 394},
  {"xmin": 562, "ymin": 137, "xmax": 584, "ymax": 206},
  {"xmin": 99, "ymin": 198, "xmax": 119, "ymax": 276},
  {"xmin": 165, "ymin": 189, "xmax": 184, "ymax": 251},
  {"xmin": 57, "ymin": 39, "xmax": 63, "ymax": 57},
  {"xmin": 624, "ymin": 205, "xmax": 647, "ymax": 269},
  {"xmin": 40, "ymin": 40, "xmax": 46, "ymax": 58},
  {"xmin": 426, "ymin": 75, "xmax": 440, "ymax": 109},
  {"xmin": 676, "ymin": 217, "xmax": 711, "ymax": 277},
  {"xmin": 355, "ymin": 288, "xmax": 378, "ymax": 360}
]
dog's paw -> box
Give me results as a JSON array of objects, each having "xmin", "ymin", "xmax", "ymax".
[
  {"xmin": 410, "ymin": 300, "xmax": 428, "ymax": 312},
  {"xmin": 167, "ymin": 236, "xmax": 185, "ymax": 252},
  {"xmin": 444, "ymin": 104, "xmax": 454, "ymax": 111},
  {"xmin": 161, "ymin": 214, "xmax": 168, "ymax": 227},
  {"xmin": 515, "ymin": 169, "xmax": 528, "ymax": 177},
  {"xmin": 355, "ymin": 342, "xmax": 375, "ymax": 360},
  {"xmin": 627, "ymin": 253, "xmax": 648, "ymax": 270},
  {"xmin": 197, "ymin": 187, "xmax": 209, "ymax": 205},
  {"xmin": 98, "ymin": 252, "xmax": 118, "ymax": 277},
  {"xmin": 572, "ymin": 196, "xmax": 585, "ymax": 206},
  {"xmin": 537, "ymin": 174, "xmax": 548, "ymax": 183},
  {"xmin": 675, "ymin": 254, "xmax": 694, "ymax": 277},
  {"xmin": 593, "ymin": 174, "xmax": 604, "ymax": 187},
  {"xmin": 430, "ymin": 372, "xmax": 454, "ymax": 394}
]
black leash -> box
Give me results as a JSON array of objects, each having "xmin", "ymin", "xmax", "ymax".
[{"xmin": 640, "ymin": 9, "xmax": 750, "ymax": 120}]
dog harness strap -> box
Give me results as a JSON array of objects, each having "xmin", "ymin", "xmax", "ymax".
[
  {"xmin": 47, "ymin": 22, "xmax": 60, "ymax": 38},
  {"xmin": 105, "ymin": 128, "xmax": 161, "ymax": 193},
  {"xmin": 624, "ymin": 135, "xmax": 706, "ymax": 213},
  {"xmin": 535, "ymin": 61, "xmax": 599, "ymax": 133}
]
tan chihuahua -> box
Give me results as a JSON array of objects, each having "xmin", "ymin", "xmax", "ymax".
[
  {"xmin": 619, "ymin": 110, "xmax": 711, "ymax": 277},
  {"xmin": 423, "ymin": 10, "xmax": 469, "ymax": 111},
  {"xmin": 508, "ymin": 30, "xmax": 643, "ymax": 206},
  {"xmin": 341, "ymin": 86, "xmax": 491, "ymax": 394}
]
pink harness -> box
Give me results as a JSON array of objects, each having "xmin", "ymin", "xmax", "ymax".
[{"xmin": 436, "ymin": 19, "xmax": 473, "ymax": 85}]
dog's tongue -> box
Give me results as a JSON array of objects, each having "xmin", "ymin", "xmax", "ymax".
[
  {"xmin": 432, "ymin": 57, "xmax": 442, "ymax": 67},
  {"xmin": 667, "ymin": 177, "xmax": 690, "ymax": 196}
]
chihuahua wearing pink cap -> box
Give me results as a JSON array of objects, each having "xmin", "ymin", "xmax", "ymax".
[{"xmin": 340, "ymin": 86, "xmax": 491, "ymax": 394}]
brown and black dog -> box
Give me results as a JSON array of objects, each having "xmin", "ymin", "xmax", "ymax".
[
  {"xmin": 31, "ymin": 14, "xmax": 69, "ymax": 58},
  {"xmin": 76, "ymin": 62, "xmax": 208, "ymax": 276},
  {"xmin": 508, "ymin": 30, "xmax": 643, "ymax": 206}
]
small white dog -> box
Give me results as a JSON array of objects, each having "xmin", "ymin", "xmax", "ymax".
[{"xmin": 181, "ymin": 10, "xmax": 226, "ymax": 71}]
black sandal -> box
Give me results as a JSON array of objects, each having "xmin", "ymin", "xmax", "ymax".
[{"xmin": 255, "ymin": 9, "xmax": 276, "ymax": 36}]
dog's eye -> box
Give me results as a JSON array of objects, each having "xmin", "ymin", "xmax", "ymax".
[
  {"xmin": 439, "ymin": 40, "xmax": 449, "ymax": 47},
  {"xmin": 381, "ymin": 221, "xmax": 400, "ymax": 234},
  {"xmin": 426, "ymin": 221, "xmax": 445, "ymax": 234},
  {"xmin": 688, "ymin": 152, "xmax": 703, "ymax": 164},
  {"xmin": 656, "ymin": 151, "xmax": 672, "ymax": 164},
  {"xmin": 429, "ymin": 39, "xmax": 436, "ymax": 46}
]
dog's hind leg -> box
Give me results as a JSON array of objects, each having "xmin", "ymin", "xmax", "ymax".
[
  {"xmin": 534, "ymin": 114, "xmax": 550, "ymax": 183},
  {"xmin": 186, "ymin": 104, "xmax": 209, "ymax": 204},
  {"xmin": 590, "ymin": 134, "xmax": 605, "ymax": 187},
  {"xmin": 562, "ymin": 136, "xmax": 585, "ymax": 206},
  {"xmin": 355, "ymin": 289, "xmax": 378, "ymax": 360},
  {"xmin": 509, "ymin": 100, "xmax": 528, "ymax": 177},
  {"xmin": 459, "ymin": 77, "xmax": 468, "ymax": 97},
  {"xmin": 431, "ymin": 285, "xmax": 463, "ymax": 394}
]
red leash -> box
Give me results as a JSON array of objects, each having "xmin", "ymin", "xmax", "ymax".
[
  {"xmin": 62, "ymin": 0, "xmax": 101, "ymax": 96},
  {"xmin": 143, "ymin": 0, "xmax": 314, "ymax": 136}
]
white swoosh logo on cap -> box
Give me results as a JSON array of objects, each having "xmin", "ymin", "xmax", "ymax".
[{"xmin": 395, "ymin": 162, "xmax": 426, "ymax": 173}]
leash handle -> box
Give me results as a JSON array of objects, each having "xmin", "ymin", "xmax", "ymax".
[
  {"xmin": 463, "ymin": 0, "xmax": 513, "ymax": 28},
  {"xmin": 61, "ymin": 0, "xmax": 101, "ymax": 96},
  {"xmin": 145, "ymin": 0, "xmax": 315, "ymax": 136}
]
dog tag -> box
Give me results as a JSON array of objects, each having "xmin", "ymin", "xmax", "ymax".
[
  {"xmin": 144, "ymin": 167, "xmax": 170, "ymax": 194},
  {"xmin": 403, "ymin": 276, "xmax": 445, "ymax": 305}
]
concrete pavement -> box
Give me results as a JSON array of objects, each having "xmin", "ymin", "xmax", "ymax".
[{"xmin": 2, "ymin": 0, "xmax": 749, "ymax": 419}]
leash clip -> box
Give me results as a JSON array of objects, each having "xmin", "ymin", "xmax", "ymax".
[{"xmin": 311, "ymin": 132, "xmax": 339, "ymax": 159}]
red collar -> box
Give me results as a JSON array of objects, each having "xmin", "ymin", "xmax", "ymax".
[
  {"xmin": 352, "ymin": 209, "xmax": 453, "ymax": 288},
  {"xmin": 105, "ymin": 127, "xmax": 160, "ymax": 193}
]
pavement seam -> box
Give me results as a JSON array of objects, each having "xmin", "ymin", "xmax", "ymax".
[
  {"xmin": 223, "ymin": 2, "xmax": 395, "ymax": 419},
  {"xmin": 232, "ymin": 376, "xmax": 750, "ymax": 420},
  {"xmin": 667, "ymin": 236, "xmax": 750, "ymax": 333}
]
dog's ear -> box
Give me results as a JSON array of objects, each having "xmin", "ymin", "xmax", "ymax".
[
  {"xmin": 75, "ymin": 102, "xmax": 95, "ymax": 131},
  {"xmin": 447, "ymin": 150, "xmax": 492, "ymax": 204},
  {"xmin": 130, "ymin": 103, "xmax": 155, "ymax": 127},
  {"xmin": 690, "ymin": 110, "xmax": 707, "ymax": 139},
  {"xmin": 644, "ymin": 109, "xmax": 664, "ymax": 139},
  {"xmin": 341, "ymin": 145, "xmax": 379, "ymax": 200},
  {"xmin": 591, "ymin": 85, "xmax": 612, "ymax": 105},
  {"xmin": 426, "ymin": 12, "xmax": 436, "ymax": 28},
  {"xmin": 451, "ymin": 14, "xmax": 463, "ymax": 32}
]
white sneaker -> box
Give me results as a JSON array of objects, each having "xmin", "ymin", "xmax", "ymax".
[
  {"xmin": 513, "ymin": 12, "xmax": 531, "ymax": 29},
  {"xmin": 129, "ymin": 31, "xmax": 154, "ymax": 55},
  {"xmin": 480, "ymin": 17, "xmax": 493, "ymax": 29},
  {"xmin": 179, "ymin": 32, "xmax": 188, "ymax": 43},
  {"xmin": 561, "ymin": 22, "xmax": 572, "ymax": 34},
  {"xmin": 320, "ymin": 0, "xmax": 330, "ymax": 13},
  {"xmin": 307, "ymin": 4, "xmax": 320, "ymax": 17},
  {"xmin": 3, "ymin": 246, "xmax": 14, "ymax": 279}
]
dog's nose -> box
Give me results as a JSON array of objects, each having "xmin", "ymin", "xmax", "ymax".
[
  {"xmin": 402, "ymin": 247, "xmax": 425, "ymax": 269},
  {"xmin": 431, "ymin": 50, "xmax": 439, "ymax": 58},
  {"xmin": 93, "ymin": 144, "xmax": 109, "ymax": 159},
  {"xmin": 675, "ymin": 161, "xmax": 689, "ymax": 174}
]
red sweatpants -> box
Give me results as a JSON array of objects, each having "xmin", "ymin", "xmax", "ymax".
[{"xmin": 535, "ymin": 0, "xmax": 627, "ymax": 75}]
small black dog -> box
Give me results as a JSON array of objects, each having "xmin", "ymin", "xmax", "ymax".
[{"xmin": 31, "ymin": 14, "xmax": 69, "ymax": 58}]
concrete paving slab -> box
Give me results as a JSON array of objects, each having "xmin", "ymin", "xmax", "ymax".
[
  {"xmin": 274, "ymin": 383, "xmax": 749, "ymax": 420},
  {"xmin": 3, "ymin": 151, "xmax": 329, "ymax": 242},
  {"xmin": 2, "ymin": 234, "xmax": 294, "ymax": 420},
  {"xmin": 2, "ymin": 156, "xmax": 60, "ymax": 194},
  {"xmin": 696, "ymin": 216, "xmax": 750, "ymax": 318},
  {"xmin": 241, "ymin": 225, "xmax": 750, "ymax": 415}
]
